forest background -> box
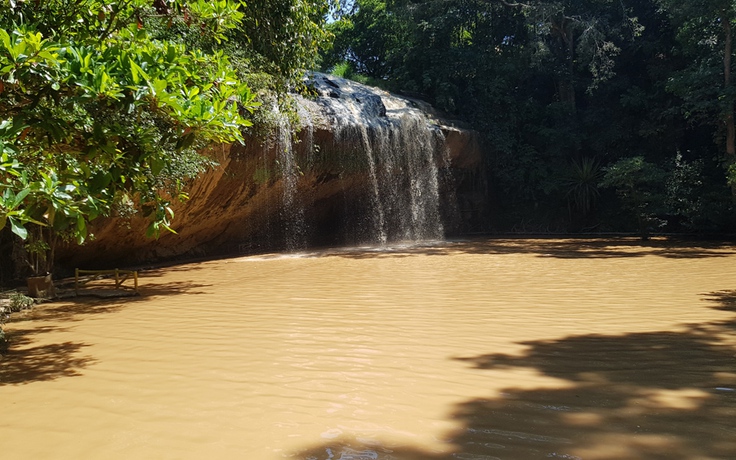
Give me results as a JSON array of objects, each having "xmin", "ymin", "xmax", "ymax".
[
  {"xmin": 323, "ymin": 0, "xmax": 736, "ymax": 235},
  {"xmin": 2, "ymin": 0, "xmax": 736, "ymax": 282}
]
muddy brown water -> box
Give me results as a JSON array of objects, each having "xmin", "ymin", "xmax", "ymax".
[{"xmin": 2, "ymin": 238, "xmax": 736, "ymax": 459}]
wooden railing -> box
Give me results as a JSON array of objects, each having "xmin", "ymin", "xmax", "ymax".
[{"xmin": 74, "ymin": 268, "xmax": 138, "ymax": 295}]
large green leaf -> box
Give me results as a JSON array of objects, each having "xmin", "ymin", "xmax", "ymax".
[{"xmin": 8, "ymin": 216, "xmax": 27, "ymax": 240}]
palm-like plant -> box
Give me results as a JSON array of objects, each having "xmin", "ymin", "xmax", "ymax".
[{"xmin": 563, "ymin": 156, "xmax": 602, "ymax": 217}]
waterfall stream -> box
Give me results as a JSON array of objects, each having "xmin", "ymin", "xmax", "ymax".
[
  {"xmin": 304, "ymin": 73, "xmax": 453, "ymax": 245},
  {"xmin": 270, "ymin": 106, "xmax": 308, "ymax": 252}
]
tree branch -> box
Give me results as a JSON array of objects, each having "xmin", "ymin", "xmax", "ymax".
[{"xmin": 499, "ymin": 0, "xmax": 532, "ymax": 8}]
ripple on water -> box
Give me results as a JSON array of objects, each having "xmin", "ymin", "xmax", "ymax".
[{"xmin": 2, "ymin": 238, "xmax": 736, "ymax": 459}]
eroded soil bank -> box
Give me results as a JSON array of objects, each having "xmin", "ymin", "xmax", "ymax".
[{"xmin": 2, "ymin": 238, "xmax": 736, "ymax": 459}]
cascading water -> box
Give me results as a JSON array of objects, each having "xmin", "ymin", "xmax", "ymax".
[
  {"xmin": 271, "ymin": 106, "xmax": 307, "ymax": 252},
  {"xmin": 377, "ymin": 114, "xmax": 446, "ymax": 241},
  {"xmin": 332, "ymin": 123, "xmax": 388, "ymax": 244},
  {"xmin": 296, "ymin": 102, "xmax": 315, "ymax": 170},
  {"xmin": 239, "ymin": 75, "xmax": 458, "ymax": 253},
  {"xmin": 302, "ymin": 73, "xmax": 452, "ymax": 245}
]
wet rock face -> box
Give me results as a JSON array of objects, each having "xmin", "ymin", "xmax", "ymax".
[
  {"xmin": 310, "ymin": 74, "xmax": 387, "ymax": 120},
  {"xmin": 56, "ymin": 75, "xmax": 485, "ymax": 270}
]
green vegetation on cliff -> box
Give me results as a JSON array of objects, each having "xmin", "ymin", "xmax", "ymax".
[{"xmin": 0, "ymin": 0, "xmax": 328, "ymax": 282}]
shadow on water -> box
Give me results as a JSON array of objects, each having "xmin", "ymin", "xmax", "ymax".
[
  {"xmin": 0, "ymin": 298, "xmax": 109, "ymax": 386},
  {"xmin": 1, "ymin": 278, "xmax": 210, "ymax": 386},
  {"xmin": 704, "ymin": 290, "xmax": 736, "ymax": 313},
  {"xmin": 13, "ymin": 280, "xmax": 211, "ymax": 324},
  {"xmin": 700, "ymin": 290, "xmax": 736, "ymax": 337},
  {"xmin": 292, "ymin": 292, "xmax": 736, "ymax": 459},
  {"xmin": 316, "ymin": 237, "xmax": 736, "ymax": 260},
  {"xmin": 0, "ymin": 338, "xmax": 94, "ymax": 385}
]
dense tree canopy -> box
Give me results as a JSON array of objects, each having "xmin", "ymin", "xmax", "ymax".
[
  {"xmin": 322, "ymin": 0, "xmax": 736, "ymax": 233},
  {"xmin": 0, "ymin": 1, "xmax": 251, "ymax": 273},
  {"xmin": 0, "ymin": 0, "xmax": 328, "ymax": 277}
]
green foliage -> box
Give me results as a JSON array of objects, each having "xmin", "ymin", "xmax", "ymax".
[
  {"xmin": 601, "ymin": 156, "xmax": 667, "ymax": 238},
  {"xmin": 5, "ymin": 291, "xmax": 34, "ymax": 312},
  {"xmin": 668, "ymin": 152, "xmax": 733, "ymax": 232},
  {"xmin": 320, "ymin": 0, "xmax": 736, "ymax": 233},
  {"xmin": 515, "ymin": 0, "xmax": 643, "ymax": 95},
  {"xmin": 563, "ymin": 157, "xmax": 602, "ymax": 215},
  {"xmin": 328, "ymin": 60, "xmax": 377, "ymax": 86},
  {"xmin": 0, "ymin": 0, "xmax": 259, "ymax": 274},
  {"xmin": 322, "ymin": 0, "xmax": 407, "ymax": 80},
  {"xmin": 658, "ymin": 0, "xmax": 736, "ymax": 187},
  {"xmin": 0, "ymin": 290, "xmax": 34, "ymax": 348},
  {"xmin": 236, "ymin": 0, "xmax": 331, "ymax": 85},
  {"xmin": 330, "ymin": 61, "xmax": 353, "ymax": 78}
]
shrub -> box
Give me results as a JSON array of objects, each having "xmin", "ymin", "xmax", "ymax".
[{"xmin": 0, "ymin": 291, "xmax": 34, "ymax": 350}]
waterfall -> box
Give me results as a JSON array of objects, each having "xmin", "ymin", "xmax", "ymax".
[
  {"xmin": 271, "ymin": 107, "xmax": 307, "ymax": 252},
  {"xmin": 307, "ymin": 73, "xmax": 451, "ymax": 245},
  {"xmin": 333, "ymin": 123, "xmax": 388, "ymax": 245},
  {"xmin": 377, "ymin": 114, "xmax": 446, "ymax": 241}
]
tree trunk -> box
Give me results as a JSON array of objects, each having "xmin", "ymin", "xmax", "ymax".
[
  {"xmin": 723, "ymin": 14, "xmax": 736, "ymax": 200},
  {"xmin": 552, "ymin": 15, "xmax": 576, "ymax": 112},
  {"xmin": 564, "ymin": 20, "xmax": 576, "ymax": 112}
]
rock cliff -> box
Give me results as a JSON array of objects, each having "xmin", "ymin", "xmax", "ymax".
[{"xmin": 56, "ymin": 74, "xmax": 484, "ymax": 269}]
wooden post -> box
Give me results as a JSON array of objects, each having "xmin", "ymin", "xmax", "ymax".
[{"xmin": 75, "ymin": 268, "xmax": 79, "ymax": 296}]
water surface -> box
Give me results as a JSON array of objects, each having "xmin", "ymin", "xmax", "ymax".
[{"xmin": 2, "ymin": 238, "xmax": 736, "ymax": 459}]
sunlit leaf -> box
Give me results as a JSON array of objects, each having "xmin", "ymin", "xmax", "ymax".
[{"xmin": 9, "ymin": 216, "xmax": 27, "ymax": 240}]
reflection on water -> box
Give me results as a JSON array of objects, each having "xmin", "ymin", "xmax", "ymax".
[{"xmin": 1, "ymin": 238, "xmax": 736, "ymax": 459}]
